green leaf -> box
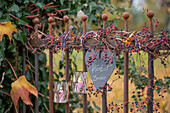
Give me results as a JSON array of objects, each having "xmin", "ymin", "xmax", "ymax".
[
  {"xmin": 95, "ymin": 105, "xmax": 101, "ymax": 111},
  {"xmin": 35, "ymin": 2, "xmax": 45, "ymax": 8},
  {"xmin": 20, "ymin": 31, "xmax": 27, "ymax": 44},
  {"xmin": 89, "ymin": 14, "xmax": 97, "ymax": 21},
  {"xmin": 59, "ymin": 61, "xmax": 64, "ymax": 69},
  {"xmin": 7, "ymin": 3, "xmax": 20, "ymax": 12},
  {"xmin": 7, "ymin": 44, "xmax": 16, "ymax": 52},
  {"xmin": 60, "ymin": 0, "xmax": 64, "ymax": 5},
  {"xmin": 132, "ymin": 95, "xmax": 136, "ymax": 98},
  {"xmin": 5, "ymin": 68, "xmax": 12, "ymax": 75},
  {"xmin": 87, "ymin": 24, "xmax": 92, "ymax": 30},
  {"xmin": 18, "ymin": 16, "xmax": 28, "ymax": 25},
  {"xmin": 106, "ymin": 0, "xmax": 111, "ymax": 4},
  {"xmin": 89, "ymin": 1, "xmax": 96, "ymax": 12},
  {"xmin": 92, "ymin": 101, "xmax": 96, "ymax": 107},
  {"xmin": 79, "ymin": 103, "xmax": 83, "ymax": 108},
  {"xmin": 38, "ymin": 53, "xmax": 47, "ymax": 63},
  {"xmin": 137, "ymin": 91, "xmax": 141, "ymax": 94},
  {"xmin": 16, "ymin": 0, "xmax": 23, "ymax": 3},
  {"xmin": 77, "ymin": 4, "xmax": 83, "ymax": 12},
  {"xmin": 23, "ymin": 0, "xmax": 29, "ymax": 4},
  {"xmin": 108, "ymin": 9, "xmax": 113, "ymax": 14},
  {"xmin": 87, "ymin": 101, "xmax": 90, "ymax": 105},
  {"xmin": 73, "ymin": 103, "xmax": 78, "ymax": 108},
  {"xmin": 0, "ymin": 0, "xmax": 6, "ymax": 8},
  {"xmin": 137, "ymin": 94, "xmax": 141, "ymax": 98},
  {"xmin": 86, "ymin": 0, "xmax": 89, "ymax": 3}
]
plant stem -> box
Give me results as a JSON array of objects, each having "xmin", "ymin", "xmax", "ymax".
[
  {"xmin": 0, "ymin": 90, "xmax": 10, "ymax": 96},
  {"xmin": 5, "ymin": 58, "xmax": 18, "ymax": 79}
]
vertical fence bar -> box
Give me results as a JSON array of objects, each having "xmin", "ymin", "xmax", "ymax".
[
  {"xmin": 82, "ymin": 15, "xmax": 88, "ymax": 113},
  {"xmin": 33, "ymin": 18, "xmax": 40, "ymax": 113},
  {"xmin": 63, "ymin": 15, "xmax": 70, "ymax": 113},
  {"xmin": 22, "ymin": 46, "xmax": 26, "ymax": 113},
  {"xmin": 146, "ymin": 11, "xmax": 154, "ymax": 113},
  {"xmin": 123, "ymin": 12, "xmax": 129, "ymax": 113},
  {"xmin": 22, "ymin": 26, "xmax": 26, "ymax": 113},
  {"xmin": 35, "ymin": 49, "xmax": 39, "ymax": 113},
  {"xmin": 48, "ymin": 17, "xmax": 54, "ymax": 113},
  {"xmin": 101, "ymin": 14, "xmax": 108, "ymax": 113}
]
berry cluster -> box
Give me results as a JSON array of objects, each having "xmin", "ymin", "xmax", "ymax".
[
  {"xmin": 108, "ymin": 102, "xmax": 123, "ymax": 112},
  {"xmin": 86, "ymin": 83, "xmax": 112, "ymax": 97},
  {"xmin": 106, "ymin": 84, "xmax": 169, "ymax": 113},
  {"xmin": 86, "ymin": 49, "xmax": 116, "ymax": 67}
]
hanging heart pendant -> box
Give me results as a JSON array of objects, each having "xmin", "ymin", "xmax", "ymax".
[{"xmin": 85, "ymin": 49, "xmax": 116, "ymax": 89}]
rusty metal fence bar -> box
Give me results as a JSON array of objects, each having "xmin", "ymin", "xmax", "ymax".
[
  {"xmin": 63, "ymin": 15, "xmax": 70, "ymax": 113},
  {"xmin": 147, "ymin": 11, "xmax": 154, "ymax": 113},
  {"xmin": 123, "ymin": 12, "xmax": 129, "ymax": 113},
  {"xmin": 48, "ymin": 17, "xmax": 54, "ymax": 113},
  {"xmin": 22, "ymin": 25, "xmax": 26, "ymax": 113},
  {"xmin": 33, "ymin": 18, "xmax": 40, "ymax": 113},
  {"xmin": 101, "ymin": 14, "xmax": 108, "ymax": 113},
  {"xmin": 22, "ymin": 46, "xmax": 26, "ymax": 113},
  {"xmin": 82, "ymin": 15, "xmax": 88, "ymax": 113}
]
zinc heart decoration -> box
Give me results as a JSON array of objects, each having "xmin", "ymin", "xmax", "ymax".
[{"xmin": 85, "ymin": 49, "xmax": 116, "ymax": 89}]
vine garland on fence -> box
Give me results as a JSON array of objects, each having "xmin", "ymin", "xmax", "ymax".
[{"xmin": 32, "ymin": 23, "xmax": 170, "ymax": 66}]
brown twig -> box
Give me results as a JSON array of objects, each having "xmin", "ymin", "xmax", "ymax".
[
  {"xmin": 39, "ymin": 92, "xmax": 44, "ymax": 97},
  {"xmin": 0, "ymin": 72, "xmax": 5, "ymax": 85},
  {"xmin": 5, "ymin": 58, "xmax": 18, "ymax": 79},
  {"xmin": 26, "ymin": 59, "xmax": 35, "ymax": 70},
  {"xmin": 30, "ymin": 106, "xmax": 34, "ymax": 113},
  {"xmin": 4, "ymin": 102, "xmax": 13, "ymax": 113},
  {"xmin": 43, "ymin": 103, "xmax": 49, "ymax": 113},
  {"xmin": 0, "ymin": 90, "xmax": 10, "ymax": 96},
  {"xmin": 40, "ymin": 95, "xmax": 49, "ymax": 112},
  {"xmin": 110, "ymin": 77, "xmax": 121, "ymax": 86},
  {"xmin": 14, "ymin": 105, "xmax": 18, "ymax": 113}
]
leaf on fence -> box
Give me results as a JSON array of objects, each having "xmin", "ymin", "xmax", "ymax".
[
  {"xmin": 0, "ymin": 21, "xmax": 18, "ymax": 41},
  {"xmin": 10, "ymin": 76, "xmax": 38, "ymax": 106},
  {"xmin": 95, "ymin": 105, "xmax": 101, "ymax": 111},
  {"xmin": 123, "ymin": 31, "xmax": 135, "ymax": 44}
]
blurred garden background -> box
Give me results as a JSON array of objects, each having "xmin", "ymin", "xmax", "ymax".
[{"xmin": 0, "ymin": 0, "xmax": 169, "ymax": 113}]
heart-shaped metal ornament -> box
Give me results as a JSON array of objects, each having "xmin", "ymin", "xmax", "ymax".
[{"xmin": 85, "ymin": 49, "xmax": 116, "ymax": 89}]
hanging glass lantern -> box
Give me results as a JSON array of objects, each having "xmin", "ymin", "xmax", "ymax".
[
  {"xmin": 72, "ymin": 71, "xmax": 88, "ymax": 93},
  {"xmin": 54, "ymin": 81, "xmax": 68, "ymax": 103}
]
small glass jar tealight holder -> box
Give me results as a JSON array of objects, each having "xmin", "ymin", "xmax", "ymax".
[
  {"xmin": 72, "ymin": 71, "xmax": 88, "ymax": 94},
  {"xmin": 54, "ymin": 81, "xmax": 68, "ymax": 103}
]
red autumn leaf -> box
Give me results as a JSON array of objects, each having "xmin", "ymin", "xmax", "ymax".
[
  {"xmin": 10, "ymin": 75, "xmax": 38, "ymax": 106},
  {"xmin": 0, "ymin": 21, "xmax": 18, "ymax": 41}
]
